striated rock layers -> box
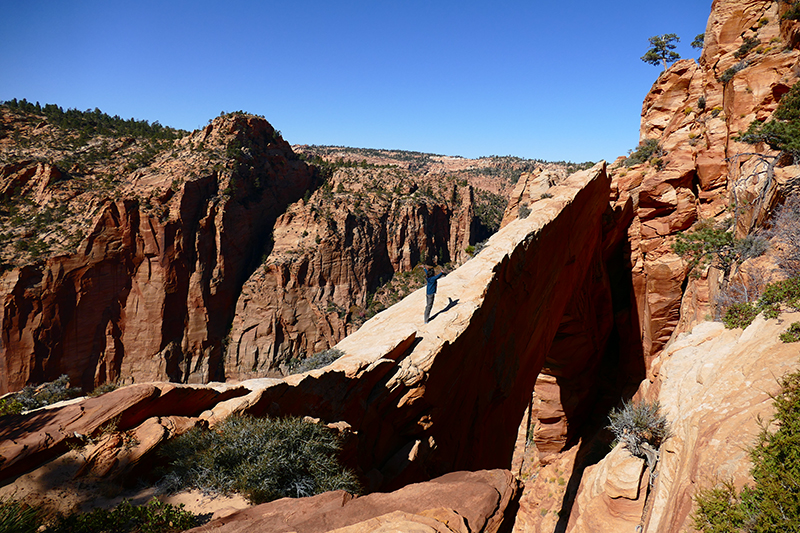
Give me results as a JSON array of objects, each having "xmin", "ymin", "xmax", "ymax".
[
  {"xmin": 566, "ymin": 312, "xmax": 800, "ymax": 533},
  {"xmin": 612, "ymin": 0, "xmax": 800, "ymax": 369},
  {"xmin": 0, "ymin": 114, "xmax": 318, "ymax": 393},
  {"xmin": 225, "ymin": 169, "xmax": 479, "ymax": 380},
  {"xmin": 0, "ymin": 163, "xmax": 612, "ymax": 499},
  {"xmin": 191, "ymin": 469, "xmax": 519, "ymax": 533}
]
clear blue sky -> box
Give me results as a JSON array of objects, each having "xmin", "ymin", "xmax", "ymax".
[{"xmin": 1, "ymin": 1, "xmax": 710, "ymax": 162}]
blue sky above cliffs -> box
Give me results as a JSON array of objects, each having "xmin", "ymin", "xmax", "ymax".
[{"xmin": 1, "ymin": 0, "xmax": 709, "ymax": 162}]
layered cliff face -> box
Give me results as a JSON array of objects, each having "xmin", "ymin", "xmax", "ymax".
[
  {"xmin": 0, "ymin": 111, "xmax": 318, "ymax": 393},
  {"xmin": 225, "ymin": 166, "xmax": 479, "ymax": 379},
  {"xmin": 0, "ymin": 164, "xmax": 612, "ymax": 499},
  {"xmin": 613, "ymin": 0, "xmax": 800, "ymax": 367},
  {"xmin": 566, "ymin": 312, "xmax": 800, "ymax": 533}
]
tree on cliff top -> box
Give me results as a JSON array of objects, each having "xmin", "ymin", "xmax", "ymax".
[{"xmin": 641, "ymin": 34, "xmax": 681, "ymax": 70}]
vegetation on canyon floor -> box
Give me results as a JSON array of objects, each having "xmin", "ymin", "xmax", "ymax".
[
  {"xmin": 0, "ymin": 497, "xmax": 196, "ymax": 533},
  {"xmin": 157, "ymin": 414, "xmax": 359, "ymax": 504},
  {"xmin": 0, "ymin": 375, "xmax": 81, "ymax": 416},
  {"xmin": 693, "ymin": 366, "xmax": 800, "ymax": 532}
]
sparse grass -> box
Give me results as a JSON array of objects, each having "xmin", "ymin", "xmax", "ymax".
[
  {"xmin": 157, "ymin": 414, "xmax": 359, "ymax": 504},
  {"xmin": 0, "ymin": 497, "xmax": 40, "ymax": 533}
]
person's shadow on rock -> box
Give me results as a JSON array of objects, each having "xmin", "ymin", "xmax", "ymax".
[{"xmin": 429, "ymin": 298, "xmax": 459, "ymax": 323}]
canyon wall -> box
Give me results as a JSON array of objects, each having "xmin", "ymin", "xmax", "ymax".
[
  {"xmin": 0, "ymin": 115, "xmax": 317, "ymax": 393},
  {"xmin": 614, "ymin": 0, "xmax": 800, "ymax": 369},
  {"xmin": 0, "ymin": 164, "xmax": 612, "ymax": 502},
  {"xmin": 224, "ymin": 168, "xmax": 478, "ymax": 380},
  {"xmin": 0, "ymin": 112, "xmax": 493, "ymax": 393}
]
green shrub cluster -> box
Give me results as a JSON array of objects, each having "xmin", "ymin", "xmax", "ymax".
[
  {"xmin": 624, "ymin": 138, "xmax": 665, "ymax": 168},
  {"xmin": 721, "ymin": 276, "xmax": 800, "ymax": 329},
  {"xmin": 781, "ymin": 322, "xmax": 800, "ymax": 343},
  {"xmin": 693, "ymin": 368, "xmax": 800, "ymax": 532},
  {"xmin": 734, "ymin": 36, "xmax": 761, "ymax": 59},
  {"xmin": 0, "ymin": 375, "xmax": 82, "ymax": 416},
  {"xmin": 286, "ymin": 347, "xmax": 344, "ymax": 375},
  {"xmin": 719, "ymin": 60, "xmax": 749, "ymax": 84},
  {"xmin": 672, "ymin": 221, "xmax": 768, "ymax": 275},
  {"xmin": 158, "ymin": 414, "xmax": 359, "ymax": 504},
  {"xmin": 607, "ymin": 400, "xmax": 671, "ymax": 459},
  {"xmin": 739, "ymin": 80, "xmax": 800, "ymax": 160},
  {"xmin": 0, "ymin": 498, "xmax": 196, "ymax": 533},
  {"xmin": 518, "ymin": 204, "xmax": 532, "ymax": 219}
]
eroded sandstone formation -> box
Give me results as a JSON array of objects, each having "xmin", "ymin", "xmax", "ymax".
[
  {"xmin": 0, "ymin": 164, "xmax": 612, "ymax": 501},
  {"xmin": 0, "ymin": 114, "xmax": 318, "ymax": 393},
  {"xmin": 566, "ymin": 312, "xmax": 800, "ymax": 533},
  {"xmin": 224, "ymin": 168, "xmax": 479, "ymax": 379},
  {"xmin": 613, "ymin": 0, "xmax": 800, "ymax": 368}
]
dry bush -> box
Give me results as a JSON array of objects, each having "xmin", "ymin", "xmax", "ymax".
[{"xmin": 767, "ymin": 194, "xmax": 800, "ymax": 276}]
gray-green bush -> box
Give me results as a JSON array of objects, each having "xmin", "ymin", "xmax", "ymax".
[
  {"xmin": 158, "ymin": 414, "xmax": 359, "ymax": 504},
  {"xmin": 607, "ymin": 400, "xmax": 671, "ymax": 459}
]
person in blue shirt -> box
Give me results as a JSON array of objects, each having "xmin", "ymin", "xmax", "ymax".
[{"xmin": 423, "ymin": 266, "xmax": 446, "ymax": 323}]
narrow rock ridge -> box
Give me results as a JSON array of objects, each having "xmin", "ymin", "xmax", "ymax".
[
  {"xmin": 0, "ymin": 162, "xmax": 611, "ymax": 496},
  {"xmin": 235, "ymin": 162, "xmax": 611, "ymax": 489}
]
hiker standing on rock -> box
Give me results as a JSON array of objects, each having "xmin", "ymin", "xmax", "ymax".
[{"xmin": 423, "ymin": 266, "xmax": 446, "ymax": 324}]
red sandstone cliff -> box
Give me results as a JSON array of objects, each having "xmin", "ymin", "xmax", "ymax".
[
  {"xmin": 0, "ymin": 113, "xmax": 317, "ymax": 393},
  {"xmin": 613, "ymin": 0, "xmax": 800, "ymax": 369}
]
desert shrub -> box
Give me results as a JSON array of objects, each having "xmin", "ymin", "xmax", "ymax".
[
  {"xmin": 46, "ymin": 499, "xmax": 196, "ymax": 533},
  {"xmin": 781, "ymin": 322, "xmax": 800, "ymax": 343},
  {"xmin": 0, "ymin": 375, "xmax": 82, "ymax": 416},
  {"xmin": 719, "ymin": 60, "xmax": 749, "ymax": 84},
  {"xmin": 540, "ymin": 192, "xmax": 553, "ymax": 199},
  {"xmin": 721, "ymin": 275, "xmax": 800, "ymax": 329},
  {"xmin": 767, "ymin": 195, "xmax": 800, "ymax": 276},
  {"xmin": 607, "ymin": 400, "xmax": 671, "ymax": 459},
  {"xmin": 0, "ymin": 498, "xmax": 40, "ymax": 533},
  {"xmin": 698, "ymin": 95, "xmax": 707, "ymax": 110},
  {"xmin": 158, "ymin": 414, "xmax": 359, "ymax": 504},
  {"xmin": 739, "ymin": 80, "xmax": 800, "ymax": 160},
  {"xmin": 624, "ymin": 138, "xmax": 665, "ymax": 167},
  {"xmin": 518, "ymin": 204, "xmax": 532, "ymax": 219},
  {"xmin": 88, "ymin": 382, "xmax": 118, "ymax": 397},
  {"xmin": 465, "ymin": 244, "xmax": 475, "ymax": 255},
  {"xmin": 722, "ymin": 302, "xmax": 760, "ymax": 329},
  {"xmin": 673, "ymin": 220, "xmax": 768, "ymax": 276},
  {"xmin": 734, "ymin": 36, "xmax": 761, "ymax": 59},
  {"xmin": 286, "ymin": 347, "xmax": 344, "ymax": 375},
  {"xmin": 693, "ymin": 368, "xmax": 800, "ymax": 532}
]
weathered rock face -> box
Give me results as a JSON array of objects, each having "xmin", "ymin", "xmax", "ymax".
[
  {"xmin": 566, "ymin": 312, "xmax": 800, "ymax": 533},
  {"xmin": 0, "ymin": 164, "xmax": 611, "ymax": 505},
  {"xmin": 0, "ymin": 114, "xmax": 317, "ymax": 393},
  {"xmin": 191, "ymin": 469, "xmax": 520, "ymax": 533},
  {"xmin": 500, "ymin": 167, "xmax": 566, "ymax": 230},
  {"xmin": 224, "ymin": 170, "xmax": 479, "ymax": 379},
  {"xmin": 612, "ymin": 0, "xmax": 800, "ymax": 368},
  {"xmin": 225, "ymin": 164, "xmax": 612, "ymax": 491}
]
